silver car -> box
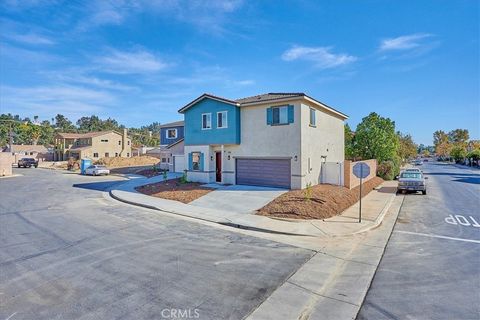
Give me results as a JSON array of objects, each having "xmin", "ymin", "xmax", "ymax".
[
  {"xmin": 397, "ymin": 171, "xmax": 427, "ymax": 195},
  {"xmin": 85, "ymin": 165, "xmax": 110, "ymax": 176}
]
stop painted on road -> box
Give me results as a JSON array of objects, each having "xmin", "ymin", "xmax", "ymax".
[{"xmin": 445, "ymin": 214, "xmax": 480, "ymax": 228}]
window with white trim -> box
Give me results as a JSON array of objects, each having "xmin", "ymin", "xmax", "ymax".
[
  {"xmin": 166, "ymin": 128, "xmax": 177, "ymax": 139},
  {"xmin": 202, "ymin": 113, "xmax": 211, "ymax": 129},
  {"xmin": 217, "ymin": 111, "xmax": 227, "ymax": 128},
  {"xmin": 272, "ymin": 106, "xmax": 288, "ymax": 125},
  {"xmin": 309, "ymin": 108, "xmax": 316, "ymax": 126}
]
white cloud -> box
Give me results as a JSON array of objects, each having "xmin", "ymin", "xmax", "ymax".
[
  {"xmin": 50, "ymin": 73, "xmax": 138, "ymax": 91},
  {"xmin": 379, "ymin": 33, "xmax": 433, "ymax": 51},
  {"xmin": 94, "ymin": 48, "xmax": 168, "ymax": 74},
  {"xmin": 281, "ymin": 46, "xmax": 357, "ymax": 69},
  {"xmin": 75, "ymin": 0, "xmax": 245, "ymax": 34},
  {"xmin": 0, "ymin": 85, "xmax": 115, "ymax": 118},
  {"xmin": 3, "ymin": 32, "xmax": 55, "ymax": 45}
]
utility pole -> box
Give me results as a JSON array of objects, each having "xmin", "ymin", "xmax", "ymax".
[{"xmin": 0, "ymin": 119, "xmax": 16, "ymax": 154}]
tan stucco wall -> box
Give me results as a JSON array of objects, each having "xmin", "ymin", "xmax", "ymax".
[
  {"xmin": 300, "ymin": 102, "xmax": 345, "ymax": 188},
  {"xmin": 344, "ymin": 159, "xmax": 377, "ymax": 189},
  {"xmin": 0, "ymin": 152, "xmax": 14, "ymax": 176},
  {"xmin": 74, "ymin": 132, "xmax": 131, "ymax": 159}
]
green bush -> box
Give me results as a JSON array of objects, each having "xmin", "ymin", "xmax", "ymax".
[
  {"xmin": 377, "ymin": 160, "xmax": 396, "ymax": 180},
  {"xmin": 179, "ymin": 170, "xmax": 188, "ymax": 184}
]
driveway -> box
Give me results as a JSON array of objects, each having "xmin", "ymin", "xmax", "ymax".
[{"xmin": 189, "ymin": 184, "xmax": 287, "ymax": 214}]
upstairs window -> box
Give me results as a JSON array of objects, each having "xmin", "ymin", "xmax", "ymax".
[
  {"xmin": 272, "ymin": 106, "xmax": 288, "ymax": 125},
  {"xmin": 267, "ymin": 105, "xmax": 294, "ymax": 125},
  {"xmin": 167, "ymin": 129, "xmax": 177, "ymax": 139},
  {"xmin": 101, "ymin": 139, "xmax": 108, "ymax": 142},
  {"xmin": 309, "ymin": 108, "xmax": 316, "ymax": 127},
  {"xmin": 202, "ymin": 113, "xmax": 211, "ymax": 130},
  {"xmin": 217, "ymin": 111, "xmax": 227, "ymax": 128}
]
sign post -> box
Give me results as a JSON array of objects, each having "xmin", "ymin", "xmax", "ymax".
[{"xmin": 352, "ymin": 162, "xmax": 370, "ymax": 223}]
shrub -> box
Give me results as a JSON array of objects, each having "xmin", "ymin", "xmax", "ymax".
[
  {"xmin": 179, "ymin": 170, "xmax": 188, "ymax": 184},
  {"xmin": 304, "ymin": 182, "xmax": 313, "ymax": 201},
  {"xmin": 377, "ymin": 160, "xmax": 396, "ymax": 180},
  {"xmin": 450, "ymin": 146, "xmax": 467, "ymax": 163},
  {"xmin": 163, "ymin": 170, "xmax": 168, "ymax": 183}
]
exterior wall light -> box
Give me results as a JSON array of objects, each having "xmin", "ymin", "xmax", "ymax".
[
  {"xmin": 294, "ymin": 155, "xmax": 298, "ymax": 161},
  {"xmin": 228, "ymin": 155, "xmax": 231, "ymax": 160}
]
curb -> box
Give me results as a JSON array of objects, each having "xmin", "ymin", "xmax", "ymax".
[
  {"xmin": 349, "ymin": 192, "xmax": 398, "ymax": 235},
  {"xmin": 109, "ymin": 189, "xmax": 312, "ymax": 237},
  {"xmin": 108, "ymin": 179, "xmax": 397, "ymax": 238}
]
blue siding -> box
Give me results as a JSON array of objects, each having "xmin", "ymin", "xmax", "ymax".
[
  {"xmin": 160, "ymin": 125, "xmax": 184, "ymax": 145},
  {"xmin": 184, "ymin": 98, "xmax": 241, "ymax": 145}
]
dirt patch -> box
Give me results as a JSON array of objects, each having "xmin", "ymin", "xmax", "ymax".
[
  {"xmin": 135, "ymin": 168, "xmax": 164, "ymax": 178},
  {"xmin": 135, "ymin": 179, "xmax": 213, "ymax": 204},
  {"xmin": 257, "ymin": 177, "xmax": 384, "ymax": 220},
  {"xmin": 96, "ymin": 156, "xmax": 160, "ymax": 168}
]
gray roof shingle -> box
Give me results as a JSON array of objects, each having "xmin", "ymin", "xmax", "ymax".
[{"xmin": 235, "ymin": 92, "xmax": 305, "ymax": 104}]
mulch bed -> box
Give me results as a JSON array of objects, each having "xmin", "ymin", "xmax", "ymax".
[
  {"xmin": 135, "ymin": 178, "xmax": 213, "ymax": 204},
  {"xmin": 135, "ymin": 168, "xmax": 163, "ymax": 178},
  {"xmin": 257, "ymin": 176, "xmax": 384, "ymax": 220}
]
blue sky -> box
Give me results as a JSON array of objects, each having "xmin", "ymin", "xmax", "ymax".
[{"xmin": 0, "ymin": 0, "xmax": 478, "ymax": 145}]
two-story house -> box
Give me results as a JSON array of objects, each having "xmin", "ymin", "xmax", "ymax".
[
  {"xmin": 146, "ymin": 121, "xmax": 185, "ymax": 170},
  {"xmin": 178, "ymin": 93, "xmax": 348, "ymax": 189},
  {"xmin": 53, "ymin": 129, "xmax": 131, "ymax": 161}
]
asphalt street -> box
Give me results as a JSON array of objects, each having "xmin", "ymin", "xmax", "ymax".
[
  {"xmin": 0, "ymin": 169, "xmax": 312, "ymax": 320},
  {"xmin": 358, "ymin": 162, "xmax": 480, "ymax": 320}
]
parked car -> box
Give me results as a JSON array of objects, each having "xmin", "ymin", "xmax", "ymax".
[
  {"xmin": 17, "ymin": 158, "xmax": 38, "ymax": 168},
  {"xmin": 84, "ymin": 165, "xmax": 110, "ymax": 176},
  {"xmin": 397, "ymin": 171, "xmax": 427, "ymax": 195},
  {"xmin": 414, "ymin": 159, "xmax": 423, "ymax": 166}
]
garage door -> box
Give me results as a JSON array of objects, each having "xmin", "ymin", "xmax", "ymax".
[{"xmin": 236, "ymin": 158, "xmax": 291, "ymax": 189}]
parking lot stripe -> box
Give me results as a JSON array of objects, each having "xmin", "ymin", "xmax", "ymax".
[{"xmin": 395, "ymin": 230, "xmax": 480, "ymax": 244}]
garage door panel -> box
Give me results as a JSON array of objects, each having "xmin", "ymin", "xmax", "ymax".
[{"xmin": 236, "ymin": 159, "xmax": 291, "ymax": 188}]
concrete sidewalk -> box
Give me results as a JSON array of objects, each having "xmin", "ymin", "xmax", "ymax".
[
  {"xmin": 247, "ymin": 195, "xmax": 404, "ymax": 320},
  {"xmin": 109, "ymin": 175, "xmax": 398, "ymax": 237}
]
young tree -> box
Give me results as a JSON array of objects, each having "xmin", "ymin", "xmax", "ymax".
[
  {"xmin": 397, "ymin": 132, "xmax": 417, "ymax": 162},
  {"xmin": 54, "ymin": 114, "xmax": 76, "ymax": 132},
  {"xmin": 448, "ymin": 129, "xmax": 469, "ymax": 145},
  {"xmin": 353, "ymin": 112, "xmax": 398, "ymax": 162},
  {"xmin": 433, "ymin": 130, "xmax": 449, "ymax": 146},
  {"xmin": 28, "ymin": 124, "xmax": 42, "ymax": 145},
  {"xmin": 344, "ymin": 123, "xmax": 355, "ymax": 160},
  {"xmin": 450, "ymin": 145, "xmax": 467, "ymax": 162}
]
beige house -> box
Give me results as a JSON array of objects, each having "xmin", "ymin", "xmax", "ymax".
[
  {"xmin": 2, "ymin": 144, "xmax": 53, "ymax": 163},
  {"xmin": 54, "ymin": 129, "xmax": 131, "ymax": 161}
]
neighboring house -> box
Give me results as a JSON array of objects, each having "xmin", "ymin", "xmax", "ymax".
[
  {"xmin": 53, "ymin": 129, "xmax": 131, "ymax": 161},
  {"xmin": 178, "ymin": 93, "xmax": 348, "ymax": 189},
  {"xmin": 132, "ymin": 145, "xmax": 156, "ymax": 156},
  {"xmin": 2, "ymin": 144, "xmax": 53, "ymax": 163},
  {"xmin": 150, "ymin": 121, "xmax": 185, "ymax": 171}
]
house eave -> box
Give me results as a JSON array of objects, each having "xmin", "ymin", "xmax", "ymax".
[{"xmin": 178, "ymin": 94, "xmax": 240, "ymax": 113}]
